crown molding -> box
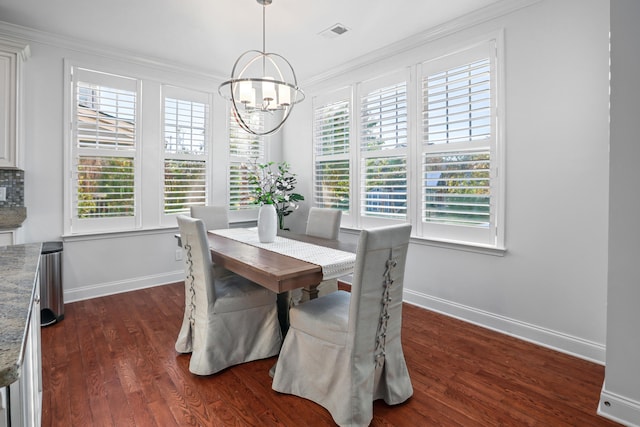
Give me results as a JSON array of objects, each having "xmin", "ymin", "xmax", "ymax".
[
  {"xmin": 0, "ymin": 20, "xmax": 226, "ymax": 81},
  {"xmin": 0, "ymin": 31, "xmax": 30, "ymax": 60},
  {"xmin": 303, "ymin": 0, "xmax": 541, "ymax": 87}
]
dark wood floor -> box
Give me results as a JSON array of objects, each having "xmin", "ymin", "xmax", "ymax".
[{"xmin": 41, "ymin": 282, "xmax": 619, "ymax": 426}]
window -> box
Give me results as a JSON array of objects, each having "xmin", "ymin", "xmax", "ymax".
[
  {"xmin": 65, "ymin": 63, "xmax": 216, "ymax": 234},
  {"xmin": 311, "ymin": 38, "xmax": 503, "ymax": 249},
  {"xmin": 228, "ymin": 114, "xmax": 265, "ymax": 210},
  {"xmin": 70, "ymin": 68, "xmax": 139, "ymax": 232},
  {"xmin": 312, "ymin": 89, "xmax": 351, "ymax": 217},
  {"xmin": 359, "ymin": 73, "xmax": 408, "ymax": 226},
  {"xmin": 419, "ymin": 42, "xmax": 500, "ymax": 246},
  {"xmin": 162, "ymin": 87, "xmax": 210, "ymax": 215}
]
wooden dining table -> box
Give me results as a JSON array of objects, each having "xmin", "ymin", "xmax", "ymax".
[
  {"xmin": 206, "ymin": 229, "xmax": 357, "ymax": 335},
  {"xmin": 206, "ymin": 229, "xmax": 356, "ymax": 297}
]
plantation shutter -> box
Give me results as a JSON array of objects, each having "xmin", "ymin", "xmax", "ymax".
[
  {"xmin": 359, "ymin": 73, "xmax": 408, "ymax": 224},
  {"xmin": 71, "ymin": 68, "xmax": 139, "ymax": 232},
  {"xmin": 228, "ymin": 114, "xmax": 265, "ymax": 210},
  {"xmin": 420, "ymin": 42, "xmax": 499, "ymax": 245},
  {"xmin": 163, "ymin": 90, "xmax": 209, "ymax": 215},
  {"xmin": 313, "ymin": 96, "xmax": 350, "ymax": 213}
]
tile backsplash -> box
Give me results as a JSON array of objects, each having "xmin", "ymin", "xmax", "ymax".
[{"xmin": 0, "ymin": 169, "xmax": 24, "ymax": 207}]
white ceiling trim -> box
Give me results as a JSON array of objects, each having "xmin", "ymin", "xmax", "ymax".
[{"xmin": 0, "ymin": 19, "xmax": 222, "ymax": 81}]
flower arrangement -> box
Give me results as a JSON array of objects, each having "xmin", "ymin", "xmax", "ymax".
[{"xmin": 247, "ymin": 160, "xmax": 304, "ymax": 230}]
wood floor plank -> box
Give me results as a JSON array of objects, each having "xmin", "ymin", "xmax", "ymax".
[{"xmin": 40, "ymin": 282, "xmax": 621, "ymax": 426}]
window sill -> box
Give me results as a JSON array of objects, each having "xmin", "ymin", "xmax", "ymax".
[
  {"xmin": 339, "ymin": 227, "xmax": 506, "ymax": 257},
  {"xmin": 62, "ymin": 226, "xmax": 179, "ymax": 242},
  {"xmin": 62, "ymin": 219, "xmax": 258, "ymax": 242}
]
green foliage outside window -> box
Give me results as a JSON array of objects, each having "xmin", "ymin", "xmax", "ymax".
[
  {"xmin": 424, "ymin": 152, "xmax": 490, "ymax": 226},
  {"xmin": 314, "ymin": 160, "xmax": 350, "ymax": 211},
  {"xmin": 77, "ymin": 157, "xmax": 134, "ymax": 218},
  {"xmin": 164, "ymin": 160, "xmax": 207, "ymax": 214}
]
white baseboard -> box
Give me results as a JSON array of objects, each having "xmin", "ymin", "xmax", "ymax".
[
  {"xmin": 64, "ymin": 271, "xmax": 184, "ymax": 303},
  {"xmin": 62, "ymin": 273, "xmax": 606, "ymax": 364},
  {"xmin": 599, "ymin": 385, "xmax": 640, "ymax": 427},
  {"xmin": 403, "ymin": 289, "xmax": 606, "ymax": 365}
]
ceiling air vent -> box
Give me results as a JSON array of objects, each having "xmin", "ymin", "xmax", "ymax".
[{"xmin": 319, "ymin": 23, "xmax": 350, "ymax": 39}]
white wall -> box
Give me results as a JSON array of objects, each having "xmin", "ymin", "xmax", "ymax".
[
  {"xmin": 598, "ymin": 1, "xmax": 640, "ymax": 425},
  {"xmin": 285, "ymin": 0, "xmax": 610, "ymax": 363}
]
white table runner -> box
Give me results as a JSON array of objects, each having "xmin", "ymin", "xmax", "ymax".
[{"xmin": 210, "ymin": 228, "xmax": 356, "ymax": 280}]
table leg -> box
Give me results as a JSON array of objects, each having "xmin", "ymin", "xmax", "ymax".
[
  {"xmin": 276, "ymin": 285, "xmax": 319, "ymax": 338},
  {"xmin": 276, "ymin": 292, "xmax": 290, "ymax": 338},
  {"xmin": 272, "ymin": 292, "xmax": 291, "ymax": 379},
  {"xmin": 301, "ymin": 285, "xmax": 320, "ymax": 301}
]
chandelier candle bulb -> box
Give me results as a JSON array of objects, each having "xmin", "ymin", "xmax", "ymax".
[
  {"xmin": 249, "ymin": 88, "xmax": 257, "ymax": 108},
  {"xmin": 279, "ymin": 85, "xmax": 290, "ymax": 106},
  {"xmin": 239, "ymin": 81, "xmax": 253, "ymax": 104},
  {"xmin": 262, "ymin": 77, "xmax": 276, "ymax": 102}
]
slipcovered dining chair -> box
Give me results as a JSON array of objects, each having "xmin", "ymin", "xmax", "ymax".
[
  {"xmin": 190, "ymin": 205, "xmax": 229, "ymax": 231},
  {"xmin": 272, "ymin": 223, "xmax": 413, "ymax": 427},
  {"xmin": 305, "ymin": 207, "xmax": 342, "ymax": 240},
  {"xmin": 175, "ymin": 215, "xmax": 282, "ymax": 375},
  {"xmin": 293, "ymin": 207, "xmax": 343, "ymax": 304}
]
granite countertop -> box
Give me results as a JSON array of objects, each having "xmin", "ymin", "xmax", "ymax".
[{"xmin": 0, "ymin": 243, "xmax": 41, "ymax": 388}]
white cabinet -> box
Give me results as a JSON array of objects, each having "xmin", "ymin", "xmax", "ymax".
[
  {"xmin": 0, "ymin": 387, "xmax": 7, "ymax": 427},
  {"xmin": 2, "ymin": 277, "xmax": 42, "ymax": 427},
  {"xmin": 0, "ymin": 230, "xmax": 14, "ymax": 246},
  {"xmin": 0, "ymin": 38, "xmax": 29, "ymax": 169}
]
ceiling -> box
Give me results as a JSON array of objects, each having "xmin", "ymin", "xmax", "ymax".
[{"xmin": 0, "ymin": 0, "xmax": 503, "ymax": 82}]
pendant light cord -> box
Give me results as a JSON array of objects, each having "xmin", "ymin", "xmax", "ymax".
[{"xmin": 262, "ymin": 3, "xmax": 266, "ymax": 74}]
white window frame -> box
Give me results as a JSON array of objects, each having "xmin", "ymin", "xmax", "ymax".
[
  {"xmin": 417, "ymin": 39, "xmax": 504, "ymax": 248},
  {"xmin": 228, "ymin": 111, "xmax": 266, "ymax": 213},
  {"xmin": 66, "ymin": 66, "xmax": 142, "ymax": 234},
  {"xmin": 310, "ymin": 35, "xmax": 505, "ymax": 250},
  {"xmin": 357, "ymin": 70, "xmax": 411, "ymax": 229},
  {"xmin": 312, "ymin": 87, "xmax": 354, "ymax": 227},
  {"xmin": 161, "ymin": 85, "xmax": 212, "ymax": 225},
  {"xmin": 63, "ymin": 59, "xmax": 218, "ymax": 236}
]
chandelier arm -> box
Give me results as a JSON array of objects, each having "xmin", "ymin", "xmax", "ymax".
[
  {"xmin": 231, "ymin": 102, "xmax": 292, "ymax": 136},
  {"xmin": 218, "ymin": 78, "xmax": 305, "ymax": 104}
]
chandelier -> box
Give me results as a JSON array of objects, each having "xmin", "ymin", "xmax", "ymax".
[{"xmin": 218, "ymin": 0, "xmax": 305, "ymax": 136}]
